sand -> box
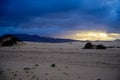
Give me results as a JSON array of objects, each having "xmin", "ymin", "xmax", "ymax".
[{"xmin": 0, "ymin": 41, "xmax": 120, "ymax": 80}]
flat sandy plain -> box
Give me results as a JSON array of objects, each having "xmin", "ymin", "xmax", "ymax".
[{"xmin": 0, "ymin": 41, "xmax": 120, "ymax": 80}]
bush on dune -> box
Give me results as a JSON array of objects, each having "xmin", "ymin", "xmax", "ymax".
[
  {"xmin": 0, "ymin": 34, "xmax": 22, "ymax": 47},
  {"xmin": 83, "ymin": 42, "xmax": 93, "ymax": 49},
  {"xmin": 1, "ymin": 40, "xmax": 17, "ymax": 46},
  {"xmin": 96, "ymin": 44, "xmax": 107, "ymax": 49},
  {"xmin": 83, "ymin": 42, "xmax": 107, "ymax": 49}
]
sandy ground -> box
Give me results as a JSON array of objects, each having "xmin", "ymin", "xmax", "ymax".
[{"xmin": 0, "ymin": 41, "xmax": 120, "ymax": 80}]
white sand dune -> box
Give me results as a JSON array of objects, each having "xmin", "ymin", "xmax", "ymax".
[{"xmin": 0, "ymin": 41, "xmax": 120, "ymax": 80}]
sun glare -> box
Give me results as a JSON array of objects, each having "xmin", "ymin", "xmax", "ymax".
[{"xmin": 74, "ymin": 31, "xmax": 120, "ymax": 41}]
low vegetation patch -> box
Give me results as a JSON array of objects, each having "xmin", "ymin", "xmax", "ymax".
[
  {"xmin": 23, "ymin": 68, "xmax": 31, "ymax": 70},
  {"xmin": 0, "ymin": 34, "xmax": 22, "ymax": 47},
  {"xmin": 51, "ymin": 64, "xmax": 56, "ymax": 67},
  {"xmin": 35, "ymin": 64, "xmax": 39, "ymax": 67},
  {"xmin": 83, "ymin": 42, "xmax": 107, "ymax": 49}
]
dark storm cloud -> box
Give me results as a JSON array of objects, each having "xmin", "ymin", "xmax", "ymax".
[
  {"xmin": 0, "ymin": 0, "xmax": 120, "ymax": 36},
  {"xmin": 0, "ymin": 0, "xmax": 79, "ymax": 26}
]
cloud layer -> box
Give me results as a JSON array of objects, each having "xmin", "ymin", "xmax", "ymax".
[{"xmin": 0, "ymin": 0, "xmax": 120, "ymax": 37}]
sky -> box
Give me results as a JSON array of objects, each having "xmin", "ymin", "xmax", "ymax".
[{"xmin": 0, "ymin": 0, "xmax": 120, "ymax": 40}]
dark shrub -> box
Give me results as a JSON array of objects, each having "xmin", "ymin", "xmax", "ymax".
[
  {"xmin": 35, "ymin": 64, "xmax": 39, "ymax": 66},
  {"xmin": 0, "ymin": 34, "xmax": 22, "ymax": 46},
  {"xmin": 23, "ymin": 68, "xmax": 31, "ymax": 70},
  {"xmin": 83, "ymin": 42, "xmax": 93, "ymax": 49},
  {"xmin": 1, "ymin": 40, "xmax": 17, "ymax": 46},
  {"xmin": 83, "ymin": 42, "xmax": 107, "ymax": 49},
  {"xmin": 96, "ymin": 44, "xmax": 107, "ymax": 49},
  {"xmin": 51, "ymin": 64, "xmax": 56, "ymax": 67}
]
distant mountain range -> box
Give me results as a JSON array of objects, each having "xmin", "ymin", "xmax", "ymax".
[
  {"xmin": 1, "ymin": 34, "xmax": 119, "ymax": 43},
  {"xmin": 7, "ymin": 34, "xmax": 79, "ymax": 43}
]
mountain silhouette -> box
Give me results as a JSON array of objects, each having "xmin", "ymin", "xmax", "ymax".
[{"xmin": 8, "ymin": 34, "xmax": 79, "ymax": 43}]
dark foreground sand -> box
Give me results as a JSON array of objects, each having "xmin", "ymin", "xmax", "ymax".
[{"xmin": 0, "ymin": 42, "xmax": 120, "ymax": 80}]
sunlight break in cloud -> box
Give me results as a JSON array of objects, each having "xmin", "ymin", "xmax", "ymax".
[{"xmin": 62, "ymin": 30, "xmax": 120, "ymax": 41}]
